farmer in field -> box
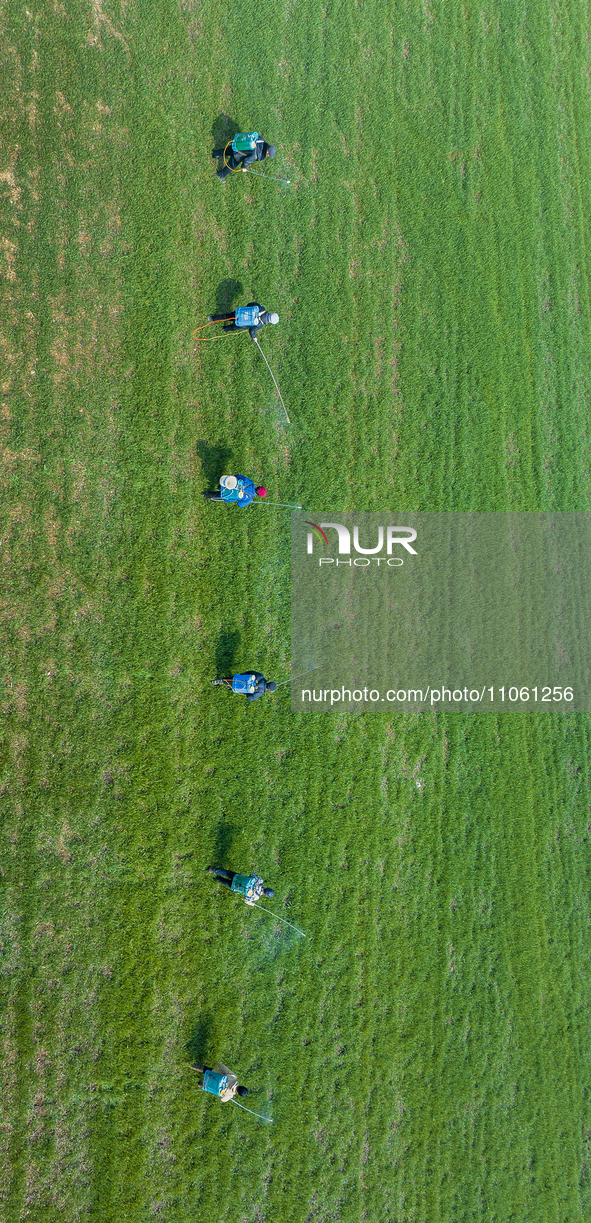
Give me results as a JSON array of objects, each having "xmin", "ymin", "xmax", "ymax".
[
  {"xmin": 208, "ymin": 866, "xmax": 275, "ymax": 906},
  {"xmin": 207, "ymin": 302, "xmax": 279, "ymax": 339},
  {"xmin": 211, "ymin": 672, "xmax": 277, "ymax": 700},
  {"xmin": 203, "ymin": 474, "xmax": 267, "ymax": 506},
  {"xmin": 212, "ymin": 132, "xmax": 276, "ymax": 180},
  {"xmin": 192, "ymin": 1062, "xmax": 249, "ymax": 1102}
]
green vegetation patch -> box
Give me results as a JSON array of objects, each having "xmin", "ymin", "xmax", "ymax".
[{"xmin": 1, "ymin": 0, "xmax": 591, "ymax": 1220}]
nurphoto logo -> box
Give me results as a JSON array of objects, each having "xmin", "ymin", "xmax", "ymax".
[{"xmin": 305, "ymin": 521, "xmax": 418, "ymax": 567}]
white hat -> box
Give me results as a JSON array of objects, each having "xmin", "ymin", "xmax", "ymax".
[
  {"xmin": 270, "ymin": 313, "xmax": 279, "ymax": 325},
  {"xmin": 220, "ymin": 475, "xmax": 237, "ymax": 490}
]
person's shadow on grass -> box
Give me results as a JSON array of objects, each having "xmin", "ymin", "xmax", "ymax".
[
  {"xmin": 215, "ymin": 627, "xmax": 241, "ymax": 678},
  {"xmin": 186, "ymin": 1014, "xmax": 213, "ymax": 1067},
  {"xmin": 211, "ymin": 819, "xmax": 238, "ymax": 866},
  {"xmin": 211, "ymin": 114, "xmax": 241, "ymax": 157},
  {"xmin": 195, "ymin": 441, "xmax": 233, "ymax": 491},
  {"xmin": 213, "ymin": 278, "xmax": 243, "ymax": 316}
]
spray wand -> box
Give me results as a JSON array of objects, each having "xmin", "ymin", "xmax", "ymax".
[
  {"xmin": 273, "ymin": 665, "xmax": 321, "ymax": 689},
  {"xmin": 257, "ymin": 500, "xmax": 304, "ymax": 509},
  {"xmin": 243, "ymin": 167, "xmax": 291, "ymax": 185},
  {"xmin": 232, "ymin": 1099, "xmax": 273, "ymax": 1122},
  {"xmin": 252, "ymin": 903, "xmax": 305, "ymax": 937},
  {"xmin": 252, "ymin": 336, "xmax": 290, "ymax": 424},
  {"xmin": 222, "ymin": 141, "xmax": 291, "ymax": 187},
  {"xmin": 212, "ymin": 499, "xmax": 303, "ymax": 509}
]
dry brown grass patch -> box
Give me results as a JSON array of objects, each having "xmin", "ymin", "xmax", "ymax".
[
  {"xmin": 0, "ymin": 150, "xmax": 22, "ymax": 207},
  {"xmin": 87, "ymin": 0, "xmax": 130, "ymax": 52}
]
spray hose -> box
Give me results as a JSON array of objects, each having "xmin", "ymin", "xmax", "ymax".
[
  {"xmin": 223, "ymin": 141, "xmax": 245, "ymax": 173},
  {"xmin": 232, "ymin": 1098, "xmax": 273, "ymax": 1122},
  {"xmin": 194, "ymin": 323, "xmax": 290, "ymax": 423},
  {"xmin": 252, "ymin": 337, "xmax": 290, "ymax": 424},
  {"xmin": 223, "ymin": 141, "xmax": 291, "ymax": 186},
  {"xmin": 252, "ymin": 902, "xmax": 305, "ymax": 937},
  {"xmin": 193, "ymin": 317, "xmax": 246, "ymax": 343}
]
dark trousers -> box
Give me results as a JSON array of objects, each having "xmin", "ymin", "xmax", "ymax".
[
  {"xmin": 212, "ymin": 868, "xmax": 236, "ymax": 888},
  {"xmin": 213, "ymin": 149, "xmax": 245, "ymax": 179},
  {"xmin": 212, "ymin": 148, "xmax": 243, "ymax": 163},
  {"xmin": 210, "ymin": 312, "xmax": 235, "ymax": 323},
  {"xmin": 209, "ymin": 312, "xmax": 242, "ymax": 333},
  {"xmin": 203, "ymin": 491, "xmax": 223, "ymax": 501}
]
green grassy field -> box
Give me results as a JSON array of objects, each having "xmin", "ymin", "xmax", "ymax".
[{"xmin": 2, "ymin": 0, "xmax": 591, "ymax": 1219}]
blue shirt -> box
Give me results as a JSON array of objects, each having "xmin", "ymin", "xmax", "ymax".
[{"xmin": 220, "ymin": 475, "xmax": 257, "ymax": 506}]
